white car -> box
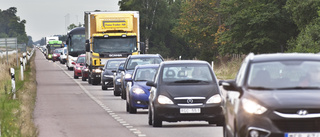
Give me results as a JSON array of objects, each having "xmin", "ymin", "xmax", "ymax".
[
  {"xmin": 66, "ymin": 55, "xmax": 77, "ymax": 70},
  {"xmin": 59, "ymin": 47, "xmax": 67, "ymax": 64}
]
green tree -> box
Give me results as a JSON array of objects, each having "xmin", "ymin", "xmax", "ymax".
[
  {"xmin": 0, "ymin": 7, "xmax": 28, "ymax": 44},
  {"xmin": 67, "ymin": 23, "xmax": 78, "ymax": 31},
  {"xmin": 119, "ymin": 0, "xmax": 187, "ymax": 58},
  {"xmin": 217, "ymin": 0, "xmax": 298, "ymax": 55},
  {"xmin": 172, "ymin": 0, "xmax": 220, "ymax": 61},
  {"xmin": 285, "ymin": 0, "xmax": 320, "ymax": 53}
]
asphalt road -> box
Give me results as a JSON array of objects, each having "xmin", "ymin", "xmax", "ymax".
[{"xmin": 33, "ymin": 49, "xmax": 224, "ymax": 137}]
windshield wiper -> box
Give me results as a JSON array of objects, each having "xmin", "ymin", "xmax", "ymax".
[{"xmin": 174, "ymin": 79, "xmax": 209, "ymax": 83}]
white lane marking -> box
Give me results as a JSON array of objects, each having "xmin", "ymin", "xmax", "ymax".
[{"xmin": 56, "ymin": 63, "xmax": 148, "ymax": 137}]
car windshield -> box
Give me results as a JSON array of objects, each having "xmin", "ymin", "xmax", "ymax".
[
  {"xmin": 161, "ymin": 64, "xmax": 213, "ymax": 83},
  {"xmin": 76, "ymin": 56, "xmax": 85, "ymax": 63},
  {"xmin": 247, "ymin": 61, "xmax": 320, "ymax": 89},
  {"xmin": 126, "ymin": 57, "xmax": 163, "ymax": 70},
  {"xmin": 134, "ymin": 68, "xmax": 158, "ymax": 81},
  {"xmin": 105, "ymin": 60, "xmax": 122, "ymax": 70},
  {"xmin": 54, "ymin": 49, "xmax": 63, "ymax": 53}
]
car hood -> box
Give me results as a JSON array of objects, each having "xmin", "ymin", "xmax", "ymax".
[
  {"xmin": 161, "ymin": 84, "xmax": 218, "ymax": 98},
  {"xmin": 247, "ymin": 89, "xmax": 320, "ymax": 108},
  {"xmin": 102, "ymin": 69, "xmax": 115, "ymax": 75},
  {"xmin": 133, "ymin": 81, "xmax": 151, "ymax": 92}
]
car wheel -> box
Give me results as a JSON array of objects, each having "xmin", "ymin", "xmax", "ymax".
[
  {"xmin": 126, "ymin": 102, "xmax": 129, "ymax": 112},
  {"xmin": 102, "ymin": 85, "xmax": 108, "ymax": 90},
  {"xmin": 74, "ymin": 74, "xmax": 78, "ymax": 79},
  {"xmin": 152, "ymin": 109, "xmax": 162, "ymax": 127},
  {"xmin": 113, "ymin": 87, "xmax": 120, "ymax": 96},
  {"xmin": 53, "ymin": 60, "xmax": 55, "ymax": 62},
  {"xmin": 128, "ymin": 101, "xmax": 137, "ymax": 114},
  {"xmin": 82, "ymin": 76, "xmax": 86, "ymax": 81},
  {"xmin": 121, "ymin": 89, "xmax": 126, "ymax": 100},
  {"xmin": 148, "ymin": 107, "xmax": 152, "ymax": 125}
]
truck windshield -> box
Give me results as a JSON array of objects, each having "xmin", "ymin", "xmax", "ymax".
[
  {"xmin": 93, "ymin": 36, "xmax": 137, "ymax": 54},
  {"xmin": 70, "ymin": 34, "xmax": 85, "ymax": 52},
  {"xmin": 48, "ymin": 44, "xmax": 62, "ymax": 54}
]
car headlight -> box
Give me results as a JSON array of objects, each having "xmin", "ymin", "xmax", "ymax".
[
  {"xmin": 132, "ymin": 88, "xmax": 145, "ymax": 94},
  {"xmin": 242, "ymin": 98, "xmax": 267, "ymax": 114},
  {"xmin": 93, "ymin": 69, "xmax": 102, "ymax": 73},
  {"xmin": 206, "ymin": 94, "xmax": 222, "ymax": 104},
  {"xmin": 157, "ymin": 95, "xmax": 174, "ymax": 104},
  {"xmin": 53, "ymin": 54, "xmax": 57, "ymax": 57},
  {"xmin": 84, "ymin": 68, "xmax": 89, "ymax": 71},
  {"xmin": 125, "ymin": 73, "xmax": 132, "ymax": 79},
  {"xmin": 116, "ymin": 78, "xmax": 121, "ymax": 82}
]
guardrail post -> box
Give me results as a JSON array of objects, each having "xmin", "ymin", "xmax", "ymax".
[
  {"xmin": 23, "ymin": 52, "xmax": 26, "ymax": 70},
  {"xmin": 10, "ymin": 68, "xmax": 16, "ymax": 99},
  {"xmin": 20, "ymin": 57, "xmax": 24, "ymax": 80}
]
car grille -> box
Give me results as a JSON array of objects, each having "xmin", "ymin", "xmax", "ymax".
[
  {"xmin": 273, "ymin": 119, "xmax": 320, "ymax": 132},
  {"xmin": 174, "ymin": 97, "xmax": 206, "ymax": 106}
]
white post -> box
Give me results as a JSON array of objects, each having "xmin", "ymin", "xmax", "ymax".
[
  {"xmin": 20, "ymin": 57, "xmax": 24, "ymax": 80},
  {"xmin": 27, "ymin": 51, "xmax": 30, "ymax": 60},
  {"xmin": 23, "ymin": 52, "xmax": 26, "ymax": 70},
  {"xmin": 10, "ymin": 68, "xmax": 16, "ymax": 99},
  {"xmin": 211, "ymin": 61, "xmax": 214, "ymax": 70},
  {"xmin": 179, "ymin": 56, "xmax": 181, "ymax": 60}
]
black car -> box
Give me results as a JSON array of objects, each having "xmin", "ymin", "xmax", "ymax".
[
  {"xmin": 147, "ymin": 60, "xmax": 225, "ymax": 127},
  {"xmin": 113, "ymin": 61, "xmax": 125, "ymax": 96},
  {"xmin": 220, "ymin": 53, "xmax": 320, "ymax": 137},
  {"xmin": 101, "ymin": 58, "xmax": 126, "ymax": 90},
  {"xmin": 120, "ymin": 54, "xmax": 164, "ymax": 100}
]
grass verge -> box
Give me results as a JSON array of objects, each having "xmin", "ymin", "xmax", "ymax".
[{"xmin": 0, "ymin": 51, "xmax": 37, "ymax": 137}]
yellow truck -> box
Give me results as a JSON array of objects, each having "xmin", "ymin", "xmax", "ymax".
[{"xmin": 84, "ymin": 11, "xmax": 142, "ymax": 85}]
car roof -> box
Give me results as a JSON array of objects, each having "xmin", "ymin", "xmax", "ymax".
[
  {"xmin": 160, "ymin": 60, "xmax": 209, "ymax": 65},
  {"xmin": 249, "ymin": 53, "xmax": 320, "ymax": 62},
  {"xmin": 128, "ymin": 54, "xmax": 162, "ymax": 59},
  {"xmin": 135, "ymin": 64, "xmax": 160, "ymax": 69},
  {"xmin": 106, "ymin": 58, "xmax": 126, "ymax": 61},
  {"xmin": 79, "ymin": 54, "xmax": 86, "ymax": 57}
]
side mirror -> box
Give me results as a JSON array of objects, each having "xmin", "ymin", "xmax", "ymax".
[
  {"xmin": 85, "ymin": 39, "xmax": 90, "ymax": 52},
  {"xmin": 125, "ymin": 77, "xmax": 132, "ymax": 82},
  {"xmin": 72, "ymin": 62, "xmax": 76, "ymax": 65},
  {"xmin": 220, "ymin": 80, "xmax": 243, "ymax": 95},
  {"xmin": 146, "ymin": 81, "xmax": 156, "ymax": 87},
  {"xmin": 60, "ymin": 52, "xmax": 63, "ymax": 55},
  {"xmin": 118, "ymin": 66, "xmax": 124, "ymax": 71},
  {"xmin": 80, "ymin": 63, "xmax": 84, "ymax": 66}
]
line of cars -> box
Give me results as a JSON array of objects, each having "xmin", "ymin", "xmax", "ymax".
[
  {"xmin": 42, "ymin": 48, "xmax": 320, "ymax": 136},
  {"xmin": 62, "ymin": 53, "xmax": 226, "ymax": 128}
]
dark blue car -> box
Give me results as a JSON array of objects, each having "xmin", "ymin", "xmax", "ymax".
[
  {"xmin": 120, "ymin": 54, "xmax": 164, "ymax": 100},
  {"xmin": 125, "ymin": 64, "xmax": 159, "ymax": 113}
]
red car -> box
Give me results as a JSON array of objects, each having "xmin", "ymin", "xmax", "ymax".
[
  {"xmin": 81, "ymin": 65, "xmax": 89, "ymax": 81},
  {"xmin": 52, "ymin": 48, "xmax": 63, "ymax": 62},
  {"xmin": 73, "ymin": 54, "xmax": 85, "ymax": 79}
]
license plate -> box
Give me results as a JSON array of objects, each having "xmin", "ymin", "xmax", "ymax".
[
  {"xmin": 96, "ymin": 75, "xmax": 100, "ymax": 78},
  {"xmin": 180, "ymin": 108, "xmax": 200, "ymax": 114},
  {"xmin": 285, "ymin": 133, "xmax": 320, "ymax": 137}
]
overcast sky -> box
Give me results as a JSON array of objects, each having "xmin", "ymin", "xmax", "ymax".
[{"xmin": 0, "ymin": 0, "xmax": 120, "ymax": 41}]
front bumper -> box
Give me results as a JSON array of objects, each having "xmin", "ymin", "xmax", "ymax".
[
  {"xmin": 153, "ymin": 103, "xmax": 224, "ymax": 122},
  {"xmin": 235, "ymin": 109, "xmax": 320, "ymax": 137},
  {"xmin": 102, "ymin": 76, "xmax": 114, "ymax": 87},
  {"xmin": 74, "ymin": 67, "xmax": 83, "ymax": 76},
  {"xmin": 130, "ymin": 92, "xmax": 149, "ymax": 109}
]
